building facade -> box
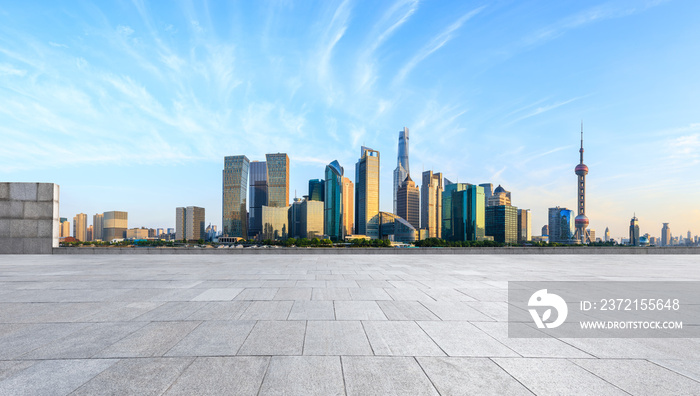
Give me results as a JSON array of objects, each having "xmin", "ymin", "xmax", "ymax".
[
  {"xmin": 176, "ymin": 206, "xmax": 206, "ymax": 241},
  {"xmin": 261, "ymin": 205, "xmax": 289, "ymax": 240},
  {"xmin": 342, "ymin": 177, "xmax": 354, "ymax": 236},
  {"xmin": 451, "ymin": 185, "xmax": 485, "ymax": 242},
  {"xmin": 73, "ymin": 213, "xmax": 87, "ymax": 241},
  {"xmin": 223, "ymin": 155, "xmax": 249, "ymax": 238},
  {"xmin": 421, "ymin": 170, "xmax": 443, "ymax": 238},
  {"xmin": 629, "ymin": 215, "xmax": 640, "ymax": 246},
  {"xmin": 265, "ymin": 153, "xmax": 290, "ymax": 208},
  {"xmin": 487, "ymin": 185, "xmax": 511, "ymax": 206},
  {"xmin": 366, "ymin": 211, "xmax": 417, "ymax": 243},
  {"xmin": 393, "ymin": 127, "xmax": 409, "ymax": 215},
  {"xmin": 548, "ymin": 207, "xmax": 573, "ymax": 243},
  {"xmin": 486, "ymin": 205, "xmax": 518, "ymax": 244},
  {"xmin": 517, "ymin": 208, "xmax": 531, "ymax": 243},
  {"xmin": 324, "ymin": 160, "xmax": 344, "ymax": 240},
  {"xmin": 355, "ymin": 146, "xmax": 380, "ymax": 235},
  {"xmin": 442, "ymin": 179, "xmax": 469, "ymax": 240},
  {"xmin": 661, "ymin": 223, "xmax": 671, "ymax": 246},
  {"xmin": 396, "ymin": 175, "xmax": 420, "ymax": 231},
  {"xmin": 308, "ymin": 179, "xmax": 325, "ymax": 202},
  {"xmin": 60, "ymin": 218, "xmax": 70, "ymax": 238},
  {"xmin": 92, "ymin": 213, "xmax": 103, "ymax": 241},
  {"xmin": 103, "ymin": 211, "xmax": 128, "ymax": 241},
  {"xmin": 248, "ymin": 160, "xmax": 267, "ymax": 239}
]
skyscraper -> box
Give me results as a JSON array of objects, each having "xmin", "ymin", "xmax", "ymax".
[
  {"xmin": 324, "ymin": 160, "xmax": 344, "ymax": 241},
  {"xmin": 103, "ymin": 211, "xmax": 128, "ymax": 241},
  {"xmin": 604, "ymin": 227, "xmax": 610, "ymax": 242},
  {"xmin": 517, "ymin": 209, "xmax": 531, "ymax": 243},
  {"xmin": 223, "ymin": 155, "xmax": 249, "ymax": 238},
  {"xmin": 355, "ymin": 146, "xmax": 380, "ymax": 235},
  {"xmin": 393, "ymin": 127, "xmax": 409, "ymax": 214},
  {"xmin": 266, "ymin": 153, "xmax": 290, "ymax": 208},
  {"xmin": 60, "ymin": 218, "xmax": 70, "ymax": 238},
  {"xmin": 421, "ymin": 170, "xmax": 443, "ymax": 238},
  {"xmin": 261, "ymin": 206, "xmax": 289, "ymax": 240},
  {"xmin": 661, "ymin": 223, "xmax": 670, "ymax": 246},
  {"xmin": 92, "ymin": 213, "xmax": 103, "ymax": 241},
  {"xmin": 573, "ymin": 123, "xmax": 591, "ymax": 244},
  {"xmin": 548, "ymin": 207, "xmax": 573, "ymax": 243},
  {"xmin": 176, "ymin": 206, "xmax": 206, "ymax": 241},
  {"xmin": 629, "ymin": 215, "xmax": 640, "ymax": 246},
  {"xmin": 396, "ymin": 175, "xmax": 420, "ymax": 230},
  {"xmin": 541, "ymin": 225, "xmax": 549, "ymax": 237},
  {"xmin": 486, "ymin": 204, "xmax": 518, "ymax": 244},
  {"xmin": 451, "ymin": 185, "xmax": 485, "ymax": 242},
  {"xmin": 248, "ymin": 161, "xmax": 267, "ymax": 239},
  {"xmin": 73, "ymin": 213, "xmax": 87, "ymax": 241},
  {"xmin": 479, "ymin": 183, "xmax": 493, "ymax": 210},
  {"xmin": 308, "ymin": 179, "xmax": 325, "ymax": 202},
  {"xmin": 442, "ymin": 179, "xmax": 468, "ymax": 240},
  {"xmin": 342, "ymin": 177, "xmax": 354, "ymax": 236},
  {"xmin": 487, "ymin": 185, "xmax": 511, "ymax": 206}
]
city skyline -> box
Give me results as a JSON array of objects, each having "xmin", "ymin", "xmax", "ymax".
[{"xmin": 1, "ymin": 1, "xmax": 699, "ymax": 239}]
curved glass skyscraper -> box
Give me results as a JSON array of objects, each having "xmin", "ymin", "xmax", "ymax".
[
  {"xmin": 393, "ymin": 127, "xmax": 409, "ymax": 214},
  {"xmin": 324, "ymin": 160, "xmax": 344, "ymax": 241}
]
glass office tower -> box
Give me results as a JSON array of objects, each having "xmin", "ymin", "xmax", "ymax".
[
  {"xmin": 485, "ymin": 204, "xmax": 518, "ymax": 243},
  {"xmin": 308, "ymin": 179, "xmax": 325, "ymax": 202},
  {"xmin": 548, "ymin": 207, "xmax": 573, "ymax": 243},
  {"xmin": 396, "ymin": 175, "xmax": 420, "ymax": 230},
  {"xmin": 324, "ymin": 160, "xmax": 344, "ymax": 241},
  {"xmin": 248, "ymin": 161, "xmax": 267, "ymax": 239},
  {"xmin": 355, "ymin": 146, "xmax": 380, "ymax": 235},
  {"xmin": 442, "ymin": 179, "xmax": 469, "ymax": 241},
  {"xmin": 452, "ymin": 185, "xmax": 485, "ymax": 242},
  {"xmin": 223, "ymin": 155, "xmax": 249, "ymax": 238},
  {"xmin": 265, "ymin": 153, "xmax": 289, "ymax": 208}
]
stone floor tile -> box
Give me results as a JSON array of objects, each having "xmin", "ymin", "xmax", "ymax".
[
  {"xmin": 334, "ymin": 301, "xmax": 387, "ymax": 320},
  {"xmin": 191, "ymin": 288, "xmax": 244, "ymax": 301},
  {"xmin": 377, "ymin": 301, "xmax": 440, "ymax": 321},
  {"xmin": 234, "ymin": 288, "xmax": 279, "ymax": 300},
  {"xmin": 0, "ymin": 358, "xmax": 117, "ymax": 396},
  {"xmin": 363, "ymin": 321, "xmax": 445, "ymax": 356},
  {"xmin": 342, "ymin": 356, "xmax": 439, "ymax": 396},
  {"xmin": 165, "ymin": 320, "xmax": 256, "ymax": 356},
  {"xmin": 303, "ymin": 321, "xmax": 373, "ymax": 355},
  {"xmin": 311, "ymin": 288, "xmax": 351, "ymax": 301},
  {"xmin": 273, "ymin": 287, "xmax": 312, "ymax": 300},
  {"xmin": 383, "ymin": 288, "xmax": 434, "ymax": 301},
  {"xmin": 239, "ymin": 301, "xmax": 294, "ymax": 320},
  {"xmin": 417, "ymin": 357, "xmax": 533, "ymax": 395},
  {"xmin": 417, "ymin": 321, "xmax": 518, "ymax": 357},
  {"xmin": 259, "ymin": 356, "xmax": 344, "ymax": 396},
  {"xmin": 288, "ymin": 301, "xmax": 335, "ymax": 320},
  {"xmin": 165, "ymin": 356, "xmax": 269, "ymax": 395},
  {"xmin": 420, "ymin": 300, "xmax": 494, "ymax": 321},
  {"xmin": 95, "ymin": 321, "xmax": 200, "ymax": 358},
  {"xmin": 185, "ymin": 301, "xmax": 252, "ymax": 320},
  {"xmin": 348, "ymin": 288, "xmax": 393, "ymax": 301},
  {"xmin": 238, "ymin": 321, "xmax": 306, "ymax": 355},
  {"xmin": 0, "ymin": 323, "xmax": 88, "ymax": 360}
]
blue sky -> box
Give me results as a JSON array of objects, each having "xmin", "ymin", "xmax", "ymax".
[{"xmin": 1, "ymin": 0, "xmax": 698, "ymax": 240}]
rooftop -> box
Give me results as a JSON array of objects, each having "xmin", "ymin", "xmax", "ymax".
[{"xmin": 0, "ymin": 254, "xmax": 699, "ymax": 395}]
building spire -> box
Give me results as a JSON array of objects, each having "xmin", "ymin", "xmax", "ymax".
[{"xmin": 579, "ymin": 121, "xmax": 584, "ymax": 163}]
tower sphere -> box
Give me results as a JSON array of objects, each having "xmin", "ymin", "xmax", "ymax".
[
  {"xmin": 575, "ymin": 214, "xmax": 589, "ymax": 227},
  {"xmin": 575, "ymin": 164, "xmax": 588, "ymax": 175}
]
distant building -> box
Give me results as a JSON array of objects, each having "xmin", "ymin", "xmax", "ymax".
[
  {"xmin": 223, "ymin": 155, "xmax": 249, "ymax": 238},
  {"xmin": 261, "ymin": 205, "xmax": 289, "ymax": 240},
  {"xmin": 604, "ymin": 227, "xmax": 610, "ymax": 242},
  {"xmin": 248, "ymin": 160, "xmax": 267, "ymax": 239},
  {"xmin": 342, "ymin": 177, "xmax": 354, "ymax": 236},
  {"xmin": 126, "ymin": 228, "xmax": 149, "ymax": 240},
  {"xmin": 93, "ymin": 213, "xmax": 103, "ymax": 241},
  {"xmin": 60, "ymin": 218, "xmax": 70, "ymax": 238},
  {"xmin": 289, "ymin": 197, "xmax": 323, "ymax": 239},
  {"xmin": 541, "ymin": 224, "xmax": 548, "ymax": 237},
  {"xmin": 486, "ymin": 204, "xmax": 518, "ymax": 244},
  {"xmin": 451, "ymin": 184, "xmax": 485, "ymax": 242},
  {"xmin": 487, "ymin": 185, "xmax": 511, "ymax": 206},
  {"xmin": 266, "ymin": 153, "xmax": 290, "ymax": 208},
  {"xmin": 548, "ymin": 207, "xmax": 573, "ymax": 243},
  {"xmin": 479, "ymin": 183, "xmax": 493, "ymax": 209},
  {"xmin": 393, "ymin": 127, "xmax": 409, "ymax": 215},
  {"xmin": 103, "ymin": 211, "xmax": 128, "ymax": 241},
  {"xmin": 288, "ymin": 198, "xmax": 303, "ymax": 239},
  {"xmin": 176, "ymin": 206, "xmax": 205, "ymax": 241},
  {"xmin": 86, "ymin": 225, "xmax": 93, "ymax": 242},
  {"xmin": 588, "ymin": 229, "xmax": 595, "ymax": 243},
  {"xmin": 367, "ymin": 211, "xmax": 417, "ymax": 243},
  {"xmin": 442, "ymin": 179, "xmax": 469, "ymax": 240},
  {"xmin": 324, "ymin": 160, "xmax": 344, "ymax": 240},
  {"xmin": 517, "ymin": 209, "xmax": 531, "ymax": 243},
  {"xmin": 421, "ymin": 170, "xmax": 443, "ymax": 238},
  {"xmin": 308, "ymin": 179, "xmax": 325, "ymax": 202},
  {"xmin": 661, "ymin": 223, "xmax": 670, "ymax": 246},
  {"xmin": 73, "ymin": 213, "xmax": 87, "ymax": 241},
  {"xmin": 396, "ymin": 175, "xmax": 420, "ymax": 231},
  {"xmin": 355, "ymin": 146, "xmax": 380, "ymax": 235},
  {"xmin": 573, "ymin": 124, "xmax": 591, "ymax": 244},
  {"xmin": 629, "ymin": 215, "xmax": 640, "ymax": 246}
]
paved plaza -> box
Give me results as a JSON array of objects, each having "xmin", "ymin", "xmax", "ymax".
[{"xmin": 0, "ymin": 254, "xmax": 699, "ymax": 395}]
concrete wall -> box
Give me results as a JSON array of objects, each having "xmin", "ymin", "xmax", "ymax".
[{"xmin": 0, "ymin": 183, "xmax": 59, "ymax": 254}]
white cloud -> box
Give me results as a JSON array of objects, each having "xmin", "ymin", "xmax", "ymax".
[{"xmin": 0, "ymin": 63, "xmax": 27, "ymax": 76}]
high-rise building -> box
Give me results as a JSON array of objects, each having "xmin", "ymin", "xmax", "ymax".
[
  {"xmin": 355, "ymin": 146, "xmax": 380, "ymax": 235},
  {"xmin": 324, "ymin": 160, "xmax": 344, "ymax": 240},
  {"xmin": 629, "ymin": 215, "xmax": 640, "ymax": 246},
  {"xmin": 266, "ymin": 153, "xmax": 290, "ymax": 208},
  {"xmin": 517, "ymin": 209, "xmax": 531, "ymax": 243},
  {"xmin": 421, "ymin": 170, "xmax": 443, "ymax": 238},
  {"xmin": 261, "ymin": 206, "xmax": 289, "ymax": 240},
  {"xmin": 308, "ymin": 179, "xmax": 325, "ymax": 202},
  {"xmin": 588, "ymin": 229, "xmax": 596, "ymax": 242},
  {"xmin": 92, "ymin": 213, "xmax": 103, "ymax": 241},
  {"xmin": 288, "ymin": 198, "xmax": 303, "ymax": 239},
  {"xmin": 486, "ymin": 205, "xmax": 518, "ymax": 244},
  {"xmin": 301, "ymin": 199, "xmax": 324, "ymax": 239},
  {"xmin": 442, "ymin": 179, "xmax": 469, "ymax": 240},
  {"xmin": 548, "ymin": 207, "xmax": 573, "ymax": 243},
  {"xmin": 59, "ymin": 218, "xmax": 70, "ymax": 238},
  {"xmin": 223, "ymin": 155, "xmax": 249, "ymax": 238},
  {"xmin": 541, "ymin": 224, "xmax": 548, "ymax": 237},
  {"xmin": 451, "ymin": 185, "xmax": 485, "ymax": 242},
  {"xmin": 176, "ymin": 206, "xmax": 206, "ymax": 241},
  {"xmin": 604, "ymin": 227, "xmax": 610, "ymax": 242},
  {"xmin": 86, "ymin": 225, "xmax": 93, "ymax": 242},
  {"xmin": 393, "ymin": 127, "xmax": 409, "ymax": 215},
  {"xmin": 248, "ymin": 161, "xmax": 267, "ymax": 239},
  {"xmin": 661, "ymin": 223, "xmax": 670, "ymax": 246},
  {"xmin": 73, "ymin": 213, "xmax": 87, "ymax": 241},
  {"xmin": 342, "ymin": 177, "xmax": 354, "ymax": 236},
  {"xmin": 487, "ymin": 185, "xmax": 511, "ymax": 206},
  {"xmin": 479, "ymin": 183, "xmax": 493, "ymax": 209},
  {"xmin": 573, "ymin": 123, "xmax": 591, "ymax": 244},
  {"xmin": 102, "ymin": 211, "xmax": 127, "ymax": 241},
  {"xmin": 396, "ymin": 175, "xmax": 420, "ymax": 231}
]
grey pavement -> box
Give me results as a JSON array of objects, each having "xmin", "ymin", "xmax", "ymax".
[{"xmin": 0, "ymin": 254, "xmax": 699, "ymax": 395}]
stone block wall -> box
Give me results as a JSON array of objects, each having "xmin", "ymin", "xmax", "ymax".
[{"xmin": 0, "ymin": 183, "xmax": 60, "ymax": 254}]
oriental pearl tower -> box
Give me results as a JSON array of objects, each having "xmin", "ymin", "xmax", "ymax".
[{"xmin": 573, "ymin": 123, "xmax": 591, "ymax": 244}]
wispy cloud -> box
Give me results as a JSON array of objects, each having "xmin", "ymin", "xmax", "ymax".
[
  {"xmin": 505, "ymin": 96, "xmax": 584, "ymax": 125},
  {"xmin": 395, "ymin": 6, "xmax": 485, "ymax": 84}
]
